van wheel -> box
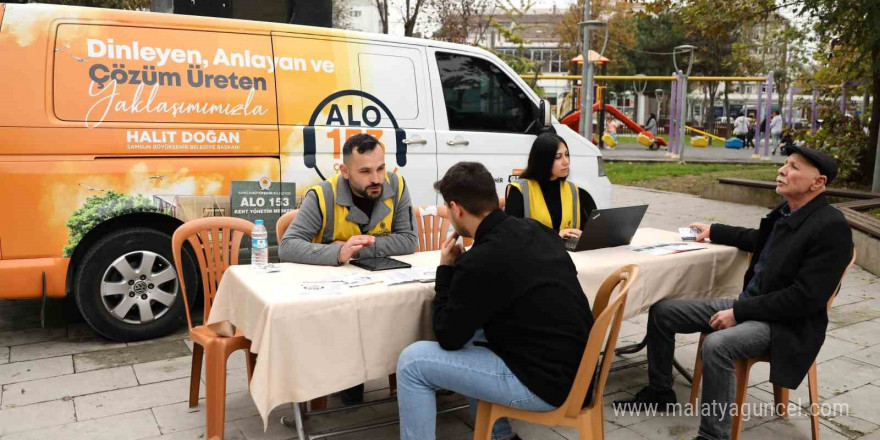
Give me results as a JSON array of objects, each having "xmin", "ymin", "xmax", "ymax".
[{"xmin": 74, "ymin": 227, "xmax": 198, "ymax": 342}]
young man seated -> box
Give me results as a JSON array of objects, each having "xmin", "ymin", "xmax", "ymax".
[
  {"xmin": 396, "ymin": 162, "xmax": 595, "ymax": 440},
  {"xmin": 613, "ymin": 145, "xmax": 853, "ymax": 440},
  {"xmin": 279, "ymin": 133, "xmax": 417, "ymax": 404}
]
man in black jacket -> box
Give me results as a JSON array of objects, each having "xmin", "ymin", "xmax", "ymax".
[
  {"xmin": 396, "ymin": 162, "xmax": 594, "ymax": 440},
  {"xmin": 614, "ymin": 145, "xmax": 853, "ymax": 440}
]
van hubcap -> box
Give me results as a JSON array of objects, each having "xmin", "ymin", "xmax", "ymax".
[{"xmin": 100, "ymin": 251, "xmax": 179, "ymax": 325}]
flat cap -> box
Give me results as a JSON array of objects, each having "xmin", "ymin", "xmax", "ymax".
[{"xmin": 783, "ymin": 144, "xmax": 838, "ymax": 184}]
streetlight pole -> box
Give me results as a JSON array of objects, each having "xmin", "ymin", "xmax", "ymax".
[
  {"xmin": 577, "ymin": 0, "xmax": 591, "ymax": 138},
  {"xmin": 673, "ymin": 45, "xmax": 696, "ymax": 163},
  {"xmin": 579, "ymin": 19, "xmax": 607, "ymax": 144}
]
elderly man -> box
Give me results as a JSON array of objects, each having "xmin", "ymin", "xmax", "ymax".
[{"xmin": 614, "ymin": 145, "xmax": 853, "ymax": 440}]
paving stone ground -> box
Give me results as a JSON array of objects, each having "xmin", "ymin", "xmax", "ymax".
[{"xmin": 0, "ymin": 185, "xmax": 877, "ymax": 440}]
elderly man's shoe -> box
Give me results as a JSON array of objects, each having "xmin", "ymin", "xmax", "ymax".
[{"xmin": 612, "ymin": 386, "xmax": 677, "ymax": 413}]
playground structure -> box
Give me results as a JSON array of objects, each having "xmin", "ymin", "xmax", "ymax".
[
  {"xmin": 534, "ymin": 71, "xmax": 774, "ymax": 161},
  {"xmin": 559, "ymin": 97, "xmax": 669, "ymax": 148}
]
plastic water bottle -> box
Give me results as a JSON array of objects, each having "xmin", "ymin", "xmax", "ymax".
[{"xmin": 252, "ymin": 219, "xmax": 269, "ymax": 273}]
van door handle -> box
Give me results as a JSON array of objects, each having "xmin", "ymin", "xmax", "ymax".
[
  {"xmin": 446, "ymin": 138, "xmax": 469, "ymax": 146},
  {"xmin": 402, "ymin": 138, "xmax": 427, "ymax": 145}
]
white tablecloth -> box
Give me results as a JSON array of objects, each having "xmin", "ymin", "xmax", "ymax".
[{"xmin": 208, "ymin": 228, "xmax": 748, "ymax": 425}]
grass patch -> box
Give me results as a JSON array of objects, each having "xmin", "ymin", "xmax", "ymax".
[
  {"xmin": 605, "ymin": 162, "xmax": 779, "ymax": 196},
  {"xmin": 869, "ymin": 208, "xmax": 880, "ymax": 221}
]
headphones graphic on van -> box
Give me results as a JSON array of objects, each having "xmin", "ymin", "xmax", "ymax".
[{"xmin": 303, "ymin": 90, "xmax": 407, "ymax": 181}]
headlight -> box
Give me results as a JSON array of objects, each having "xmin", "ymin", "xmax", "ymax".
[{"xmin": 597, "ymin": 156, "xmax": 606, "ymax": 177}]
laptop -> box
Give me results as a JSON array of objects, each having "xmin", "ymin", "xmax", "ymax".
[{"xmin": 565, "ymin": 205, "xmax": 649, "ymax": 252}]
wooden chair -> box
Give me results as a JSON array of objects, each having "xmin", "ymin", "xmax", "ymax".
[
  {"xmin": 688, "ymin": 250, "xmax": 857, "ymax": 440},
  {"xmin": 473, "ymin": 265, "xmax": 640, "ymax": 440},
  {"xmin": 415, "ymin": 205, "xmax": 454, "ymax": 252},
  {"xmin": 172, "ymin": 217, "xmax": 259, "ymax": 440},
  {"xmin": 275, "ymin": 209, "xmax": 298, "ymax": 242},
  {"xmin": 415, "ymin": 198, "xmax": 504, "ymax": 251}
]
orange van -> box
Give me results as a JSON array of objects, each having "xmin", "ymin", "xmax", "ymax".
[{"xmin": 0, "ymin": 3, "xmax": 611, "ymax": 341}]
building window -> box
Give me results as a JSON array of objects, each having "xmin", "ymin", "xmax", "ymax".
[{"xmin": 351, "ymin": 10, "xmax": 362, "ymax": 17}]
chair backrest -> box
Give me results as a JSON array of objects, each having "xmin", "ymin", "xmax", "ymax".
[
  {"xmin": 276, "ymin": 209, "xmax": 298, "ymax": 242},
  {"xmin": 591, "ymin": 264, "xmax": 639, "ymax": 320},
  {"xmin": 415, "ymin": 205, "xmax": 453, "ymax": 252},
  {"xmin": 827, "ymin": 249, "xmax": 857, "ymax": 311},
  {"xmin": 561, "ymin": 265, "xmax": 639, "ymax": 417},
  {"xmin": 172, "ymin": 217, "xmax": 255, "ymax": 330}
]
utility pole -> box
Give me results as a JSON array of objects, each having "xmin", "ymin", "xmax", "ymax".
[{"xmin": 578, "ymin": 0, "xmax": 592, "ymax": 139}]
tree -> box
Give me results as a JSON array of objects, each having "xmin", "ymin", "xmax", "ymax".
[
  {"xmin": 425, "ymin": 0, "xmax": 496, "ymax": 45},
  {"xmin": 797, "ymin": 0, "xmax": 880, "ymax": 188},
  {"xmin": 373, "ymin": 0, "xmax": 390, "ymax": 34},
  {"xmin": 490, "ymin": 0, "xmax": 545, "ymax": 90},
  {"xmin": 64, "ymin": 191, "xmax": 159, "ymax": 257},
  {"xmin": 332, "ymin": 0, "xmax": 354, "ymax": 30},
  {"xmin": 400, "ymin": 0, "xmax": 427, "ymax": 37},
  {"xmin": 555, "ymin": 0, "xmax": 639, "ymax": 92}
]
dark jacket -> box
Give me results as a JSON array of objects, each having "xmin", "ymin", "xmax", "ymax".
[
  {"xmin": 710, "ymin": 194, "xmax": 853, "ymax": 389},
  {"xmin": 433, "ymin": 210, "xmax": 593, "ymax": 407}
]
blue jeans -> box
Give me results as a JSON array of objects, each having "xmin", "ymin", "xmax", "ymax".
[
  {"xmin": 772, "ymin": 133, "xmax": 781, "ymax": 153},
  {"xmin": 397, "ymin": 331, "xmax": 556, "ymax": 440},
  {"xmin": 647, "ymin": 298, "xmax": 771, "ymax": 440}
]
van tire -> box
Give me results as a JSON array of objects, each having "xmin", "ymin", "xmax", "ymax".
[{"xmin": 73, "ymin": 227, "xmax": 198, "ymax": 342}]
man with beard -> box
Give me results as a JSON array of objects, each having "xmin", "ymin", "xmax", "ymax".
[{"xmin": 280, "ymin": 132, "xmax": 418, "ymax": 402}]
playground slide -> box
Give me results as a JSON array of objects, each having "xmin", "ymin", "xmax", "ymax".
[{"xmin": 559, "ymin": 104, "xmax": 668, "ymax": 147}]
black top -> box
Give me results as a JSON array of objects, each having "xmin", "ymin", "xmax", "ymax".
[
  {"xmin": 505, "ymin": 180, "xmax": 595, "ymax": 231},
  {"xmin": 711, "ymin": 194, "xmax": 853, "ymax": 389},
  {"xmin": 351, "ymin": 194, "xmax": 374, "ymax": 232},
  {"xmin": 433, "ymin": 210, "xmax": 593, "ymax": 406}
]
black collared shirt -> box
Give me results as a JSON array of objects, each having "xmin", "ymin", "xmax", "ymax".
[
  {"xmin": 739, "ymin": 204, "xmax": 793, "ymax": 300},
  {"xmin": 433, "ymin": 210, "xmax": 594, "ymax": 407}
]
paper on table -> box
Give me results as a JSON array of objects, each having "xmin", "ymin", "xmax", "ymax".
[
  {"xmin": 330, "ymin": 273, "xmax": 384, "ymax": 288},
  {"xmin": 377, "ymin": 267, "xmax": 437, "ymax": 285},
  {"xmin": 630, "ymin": 242, "xmax": 707, "ymax": 256},
  {"xmin": 298, "ymin": 281, "xmax": 344, "ymax": 295}
]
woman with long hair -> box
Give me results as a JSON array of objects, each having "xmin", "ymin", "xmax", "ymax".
[{"xmin": 505, "ymin": 133, "xmax": 596, "ymax": 241}]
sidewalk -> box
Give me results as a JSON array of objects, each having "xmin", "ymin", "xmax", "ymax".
[
  {"xmin": 601, "ymin": 143, "xmax": 787, "ymax": 164},
  {"xmin": 0, "ymin": 185, "xmax": 877, "ymax": 440}
]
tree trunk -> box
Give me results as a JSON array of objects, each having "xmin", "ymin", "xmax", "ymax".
[
  {"xmin": 707, "ymin": 82, "xmax": 718, "ymax": 132},
  {"xmin": 723, "ymin": 81, "xmax": 730, "ymax": 124},
  {"xmin": 865, "ymin": 63, "xmax": 879, "ymax": 188}
]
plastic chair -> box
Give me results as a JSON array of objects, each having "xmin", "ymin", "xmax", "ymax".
[
  {"xmin": 473, "ymin": 265, "xmax": 639, "ymax": 440},
  {"xmin": 688, "ymin": 250, "xmax": 856, "ymax": 440},
  {"xmin": 275, "ymin": 209, "xmax": 298, "ymax": 242},
  {"xmin": 415, "ymin": 198, "xmax": 505, "ymax": 251},
  {"xmin": 172, "ymin": 217, "xmax": 259, "ymax": 440},
  {"xmin": 415, "ymin": 205, "xmax": 453, "ymax": 252}
]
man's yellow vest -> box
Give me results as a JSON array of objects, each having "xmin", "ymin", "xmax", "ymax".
[
  {"xmin": 506, "ymin": 178, "xmax": 581, "ymax": 230},
  {"xmin": 311, "ymin": 172, "xmax": 405, "ymax": 244}
]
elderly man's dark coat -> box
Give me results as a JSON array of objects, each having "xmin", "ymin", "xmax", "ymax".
[{"xmin": 710, "ymin": 194, "xmax": 853, "ymax": 389}]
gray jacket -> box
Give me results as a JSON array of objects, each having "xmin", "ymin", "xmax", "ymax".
[{"xmin": 279, "ymin": 173, "xmax": 418, "ymax": 266}]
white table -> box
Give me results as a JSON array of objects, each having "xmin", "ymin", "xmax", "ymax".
[{"xmin": 208, "ymin": 228, "xmax": 748, "ymax": 433}]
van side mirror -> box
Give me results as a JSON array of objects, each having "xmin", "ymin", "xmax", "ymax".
[{"xmin": 538, "ymin": 99, "xmax": 551, "ymax": 129}]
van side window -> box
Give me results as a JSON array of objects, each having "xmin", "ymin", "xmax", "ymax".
[{"xmin": 436, "ymin": 52, "xmax": 535, "ymax": 134}]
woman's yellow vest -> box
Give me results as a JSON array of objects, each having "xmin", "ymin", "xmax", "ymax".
[
  {"xmin": 310, "ymin": 172, "xmax": 405, "ymax": 243},
  {"xmin": 506, "ymin": 178, "xmax": 581, "ymax": 230}
]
